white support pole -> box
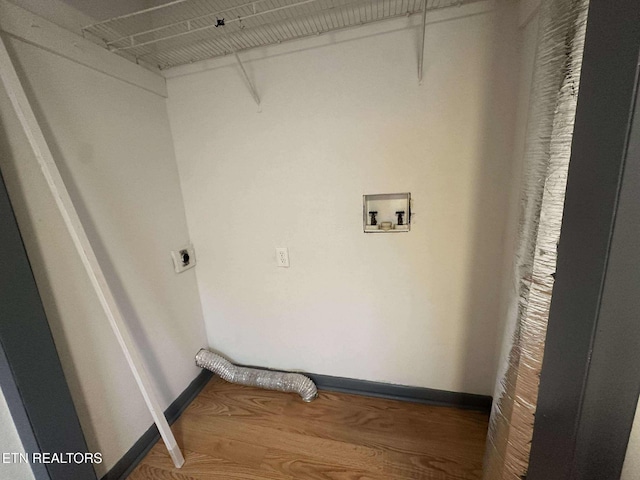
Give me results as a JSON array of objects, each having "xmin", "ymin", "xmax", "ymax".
[
  {"xmin": 418, "ymin": 0, "xmax": 428, "ymax": 84},
  {"xmin": 234, "ymin": 52, "xmax": 260, "ymax": 106},
  {"xmin": 0, "ymin": 35, "xmax": 185, "ymax": 468}
]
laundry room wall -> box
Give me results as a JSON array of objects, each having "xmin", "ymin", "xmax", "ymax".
[{"xmin": 166, "ymin": 0, "xmax": 523, "ymax": 396}]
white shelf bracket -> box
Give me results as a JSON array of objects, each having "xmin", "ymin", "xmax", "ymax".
[
  {"xmin": 234, "ymin": 52, "xmax": 261, "ymax": 106},
  {"xmin": 418, "ymin": 0, "xmax": 428, "ymax": 84},
  {"xmin": 0, "ymin": 33, "xmax": 185, "ymax": 469}
]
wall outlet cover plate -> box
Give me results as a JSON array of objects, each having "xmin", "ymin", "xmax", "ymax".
[{"xmin": 171, "ymin": 244, "xmax": 196, "ymax": 273}]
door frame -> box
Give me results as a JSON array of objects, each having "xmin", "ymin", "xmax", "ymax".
[{"xmin": 0, "ymin": 168, "xmax": 96, "ymax": 480}]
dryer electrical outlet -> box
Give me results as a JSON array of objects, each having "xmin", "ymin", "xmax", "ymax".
[{"xmin": 171, "ymin": 245, "xmax": 196, "ymax": 273}]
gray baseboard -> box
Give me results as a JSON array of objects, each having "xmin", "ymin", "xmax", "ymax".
[
  {"xmin": 307, "ymin": 373, "xmax": 492, "ymax": 412},
  {"xmin": 229, "ymin": 359, "xmax": 492, "ymax": 411},
  {"xmin": 100, "ymin": 370, "xmax": 213, "ymax": 480}
]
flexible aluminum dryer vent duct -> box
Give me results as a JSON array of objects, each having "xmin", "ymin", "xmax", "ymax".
[{"xmin": 195, "ymin": 349, "xmax": 318, "ymax": 402}]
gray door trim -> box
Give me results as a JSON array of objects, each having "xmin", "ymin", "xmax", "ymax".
[{"xmin": 0, "ymin": 169, "xmax": 96, "ymax": 480}]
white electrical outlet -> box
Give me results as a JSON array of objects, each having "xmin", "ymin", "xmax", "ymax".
[
  {"xmin": 275, "ymin": 247, "xmax": 289, "ymax": 267},
  {"xmin": 171, "ymin": 244, "xmax": 196, "ymax": 273}
]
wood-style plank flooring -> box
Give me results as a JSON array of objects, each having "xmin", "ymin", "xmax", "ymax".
[{"xmin": 128, "ymin": 377, "xmax": 489, "ymax": 479}]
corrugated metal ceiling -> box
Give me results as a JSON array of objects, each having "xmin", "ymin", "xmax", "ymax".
[{"xmin": 82, "ymin": 0, "xmax": 479, "ymax": 70}]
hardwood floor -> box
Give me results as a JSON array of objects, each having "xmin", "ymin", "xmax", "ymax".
[{"xmin": 128, "ymin": 377, "xmax": 489, "ymax": 479}]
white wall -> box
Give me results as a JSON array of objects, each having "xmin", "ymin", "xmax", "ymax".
[
  {"xmin": 166, "ymin": 1, "xmax": 521, "ymax": 395},
  {"xmin": 0, "ymin": 388, "xmax": 34, "ymax": 480},
  {"xmin": 7, "ymin": 0, "xmax": 101, "ymax": 36},
  {"xmin": 0, "ymin": 32, "xmax": 206, "ymax": 477}
]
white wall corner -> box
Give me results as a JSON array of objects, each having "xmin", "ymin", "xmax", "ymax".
[{"xmin": 0, "ymin": 0, "xmax": 167, "ymax": 97}]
